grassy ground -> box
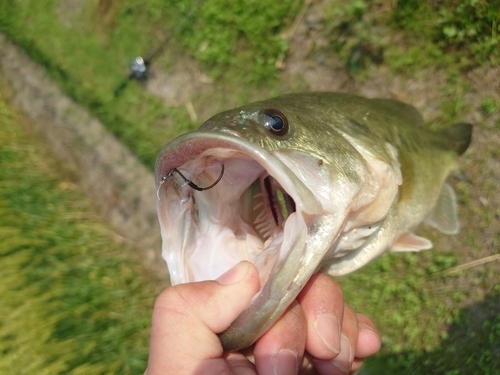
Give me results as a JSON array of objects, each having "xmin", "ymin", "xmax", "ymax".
[
  {"xmin": 0, "ymin": 0, "xmax": 498, "ymax": 165},
  {"xmin": 341, "ymin": 252, "xmax": 500, "ymax": 374},
  {"xmin": 0, "ymin": 1, "xmax": 499, "ymax": 374},
  {"xmin": 0, "ymin": 76, "xmax": 163, "ymax": 374}
]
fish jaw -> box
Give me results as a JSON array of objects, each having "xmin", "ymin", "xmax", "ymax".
[{"xmin": 155, "ymin": 132, "xmax": 342, "ymax": 348}]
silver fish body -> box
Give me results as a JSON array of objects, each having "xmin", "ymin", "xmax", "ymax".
[{"xmin": 155, "ymin": 92, "xmax": 471, "ymax": 350}]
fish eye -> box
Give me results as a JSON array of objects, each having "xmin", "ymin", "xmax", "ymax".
[{"xmin": 260, "ymin": 109, "xmax": 288, "ymax": 136}]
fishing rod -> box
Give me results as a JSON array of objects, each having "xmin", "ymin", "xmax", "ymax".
[{"xmin": 114, "ymin": 36, "xmax": 171, "ymax": 97}]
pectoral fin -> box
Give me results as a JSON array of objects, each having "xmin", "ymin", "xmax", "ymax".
[
  {"xmin": 390, "ymin": 232, "xmax": 433, "ymax": 252},
  {"xmin": 425, "ymin": 182, "xmax": 459, "ymax": 235}
]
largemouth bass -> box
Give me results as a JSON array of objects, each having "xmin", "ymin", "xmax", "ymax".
[{"xmin": 155, "ymin": 92, "xmax": 471, "ymax": 350}]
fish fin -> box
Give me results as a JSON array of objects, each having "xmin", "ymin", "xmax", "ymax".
[
  {"xmin": 390, "ymin": 232, "xmax": 433, "ymax": 252},
  {"xmin": 425, "ymin": 182, "xmax": 459, "ymax": 235},
  {"xmin": 437, "ymin": 123, "xmax": 472, "ymax": 155}
]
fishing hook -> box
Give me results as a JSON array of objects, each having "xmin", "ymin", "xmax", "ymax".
[{"xmin": 157, "ymin": 160, "xmax": 225, "ymax": 199}]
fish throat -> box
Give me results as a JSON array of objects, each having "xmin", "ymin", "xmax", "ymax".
[{"xmin": 158, "ymin": 150, "xmax": 306, "ymax": 287}]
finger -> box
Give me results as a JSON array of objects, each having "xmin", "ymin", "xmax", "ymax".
[
  {"xmin": 254, "ymin": 300, "xmax": 307, "ymax": 375},
  {"xmin": 355, "ymin": 314, "xmax": 381, "ymax": 358},
  {"xmin": 312, "ymin": 304, "xmax": 358, "ymax": 375},
  {"xmin": 225, "ymin": 352, "xmax": 257, "ymax": 375},
  {"xmin": 145, "ymin": 261, "xmax": 260, "ymax": 375},
  {"xmin": 296, "ymin": 272, "xmax": 345, "ymax": 360}
]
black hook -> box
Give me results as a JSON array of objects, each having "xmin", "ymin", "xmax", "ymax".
[{"xmin": 157, "ymin": 160, "xmax": 225, "ymax": 199}]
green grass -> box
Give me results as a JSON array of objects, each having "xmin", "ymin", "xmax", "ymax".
[
  {"xmin": 0, "ymin": 79, "xmax": 162, "ymax": 374},
  {"xmin": 166, "ymin": 0, "xmax": 301, "ymax": 81},
  {"xmin": 313, "ymin": 0, "xmax": 500, "ymax": 77},
  {"xmin": 390, "ymin": 0, "xmax": 500, "ymax": 68},
  {"xmin": 334, "ymin": 0, "xmax": 500, "ymax": 76},
  {"xmin": 338, "ymin": 251, "xmax": 500, "ymax": 374}
]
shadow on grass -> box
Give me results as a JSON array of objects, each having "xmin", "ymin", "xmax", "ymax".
[{"xmin": 362, "ymin": 293, "xmax": 500, "ymax": 375}]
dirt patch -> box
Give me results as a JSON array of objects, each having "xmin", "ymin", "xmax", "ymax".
[
  {"xmin": 146, "ymin": 62, "xmax": 214, "ymax": 123},
  {"xmin": 57, "ymin": 0, "xmax": 85, "ymax": 28}
]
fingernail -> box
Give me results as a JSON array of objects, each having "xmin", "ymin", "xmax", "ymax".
[
  {"xmin": 359, "ymin": 323, "xmax": 381, "ymax": 341},
  {"xmin": 332, "ymin": 334, "xmax": 352, "ymax": 373},
  {"xmin": 359, "ymin": 323, "xmax": 379, "ymax": 336},
  {"xmin": 216, "ymin": 261, "xmax": 251, "ymax": 285},
  {"xmin": 274, "ymin": 349, "xmax": 298, "ymax": 375},
  {"xmin": 314, "ymin": 313, "xmax": 341, "ymax": 354}
]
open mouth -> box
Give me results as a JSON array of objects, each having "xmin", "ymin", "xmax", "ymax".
[{"xmin": 155, "ymin": 133, "xmax": 321, "ymax": 287}]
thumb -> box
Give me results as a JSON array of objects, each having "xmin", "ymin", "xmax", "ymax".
[{"xmin": 145, "ymin": 261, "xmax": 260, "ymax": 374}]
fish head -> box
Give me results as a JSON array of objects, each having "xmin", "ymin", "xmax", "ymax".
[{"xmin": 155, "ymin": 95, "xmax": 402, "ymax": 350}]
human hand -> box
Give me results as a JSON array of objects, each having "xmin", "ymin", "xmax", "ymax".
[{"xmin": 144, "ymin": 261, "xmax": 381, "ymax": 375}]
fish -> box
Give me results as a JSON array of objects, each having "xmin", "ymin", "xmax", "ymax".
[{"xmin": 155, "ymin": 92, "xmax": 472, "ymax": 350}]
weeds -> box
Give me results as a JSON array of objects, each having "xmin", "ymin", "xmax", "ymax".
[
  {"xmin": 169, "ymin": 0, "xmax": 300, "ymax": 82},
  {"xmin": 390, "ymin": 0, "xmax": 500, "ymax": 68}
]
